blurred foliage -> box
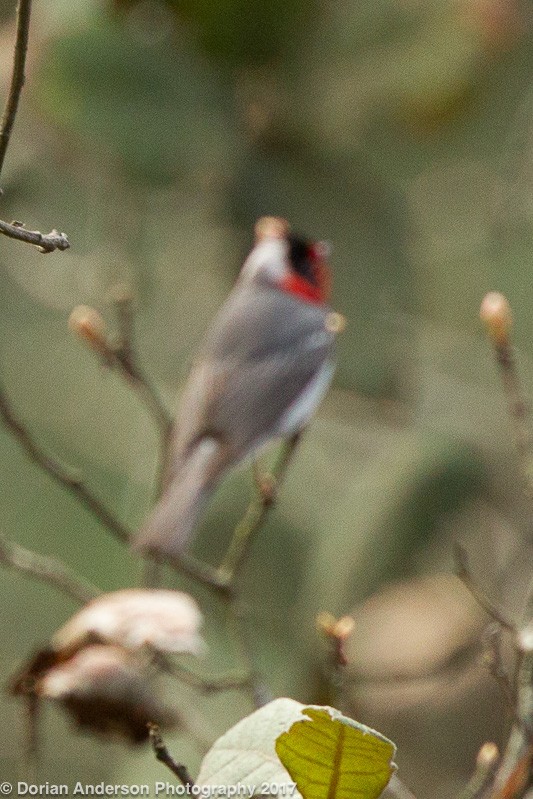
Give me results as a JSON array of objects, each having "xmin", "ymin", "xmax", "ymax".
[
  {"xmin": 159, "ymin": 0, "xmax": 316, "ymax": 67},
  {"xmin": 0, "ymin": 0, "xmax": 533, "ymax": 796}
]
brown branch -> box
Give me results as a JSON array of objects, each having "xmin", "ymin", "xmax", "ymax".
[
  {"xmin": 0, "ymin": 220, "xmax": 69, "ymax": 252},
  {"xmin": 0, "ymin": 2, "xmax": 70, "ymax": 254},
  {"xmin": 148, "ymin": 724, "xmax": 195, "ymax": 788},
  {"xmin": 0, "ymin": 535, "xmax": 99, "ymax": 604},
  {"xmin": 0, "ymin": 383, "xmax": 131, "ymax": 544},
  {"xmin": 0, "ymin": 0, "xmax": 32, "ymax": 177},
  {"xmin": 494, "ymin": 343, "xmax": 532, "ymax": 498}
]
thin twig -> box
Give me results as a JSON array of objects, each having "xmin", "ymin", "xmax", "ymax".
[
  {"xmin": 148, "ymin": 724, "xmax": 195, "ymax": 788},
  {"xmin": 72, "ymin": 297, "xmax": 172, "ymax": 469},
  {"xmin": 0, "ymin": 220, "xmax": 69, "ymax": 252},
  {"xmin": 161, "ymin": 551, "xmax": 233, "ymax": 597},
  {"xmin": 0, "ymin": 0, "xmax": 32, "ymax": 177},
  {"xmin": 454, "ymin": 543, "xmax": 515, "ymax": 632},
  {"xmin": 112, "ymin": 350, "xmax": 172, "ymax": 448},
  {"xmin": 217, "ymin": 432, "xmax": 302, "ymax": 584},
  {"xmin": 480, "ymin": 294, "xmax": 533, "ymax": 501},
  {"xmin": 0, "ymin": 535, "xmax": 100, "ymax": 604},
  {"xmin": 493, "ymin": 343, "xmax": 533, "ymax": 499},
  {"xmin": 316, "ymin": 613, "xmax": 355, "ymax": 712},
  {"xmin": 0, "ymin": 1, "xmax": 70, "ymax": 254},
  {"xmin": 482, "ymin": 623, "xmax": 517, "ymax": 711},
  {"xmin": 161, "ymin": 658, "xmax": 254, "ymax": 694},
  {"xmin": 109, "ymin": 288, "xmax": 172, "ymax": 443},
  {"xmin": 0, "ymin": 383, "xmax": 131, "ymax": 544},
  {"xmin": 523, "ymin": 573, "xmax": 533, "ymax": 626}
]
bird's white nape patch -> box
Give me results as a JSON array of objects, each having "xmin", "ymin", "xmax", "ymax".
[{"xmin": 239, "ymin": 237, "xmax": 289, "ymax": 285}]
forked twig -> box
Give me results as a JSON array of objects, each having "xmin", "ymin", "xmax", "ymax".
[
  {"xmin": 0, "ymin": 0, "xmax": 69, "ymax": 252},
  {"xmin": 217, "ymin": 432, "xmax": 302, "ymax": 584},
  {"xmin": 0, "ymin": 535, "xmax": 99, "ymax": 604},
  {"xmin": 148, "ymin": 724, "xmax": 195, "ymax": 788}
]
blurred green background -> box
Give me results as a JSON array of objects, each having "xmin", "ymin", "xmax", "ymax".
[{"xmin": 1, "ymin": 0, "xmax": 533, "ymax": 795}]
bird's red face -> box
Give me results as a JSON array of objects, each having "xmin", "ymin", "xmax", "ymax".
[{"xmin": 280, "ymin": 235, "xmax": 331, "ymax": 305}]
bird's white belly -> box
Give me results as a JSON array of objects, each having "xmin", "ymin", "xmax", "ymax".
[{"xmin": 276, "ymin": 359, "xmax": 335, "ymax": 436}]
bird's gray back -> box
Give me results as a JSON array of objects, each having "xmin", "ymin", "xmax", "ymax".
[{"xmin": 168, "ymin": 282, "xmax": 335, "ymax": 479}]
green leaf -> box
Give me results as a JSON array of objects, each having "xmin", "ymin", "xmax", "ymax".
[
  {"xmin": 197, "ymin": 698, "xmax": 306, "ymax": 795},
  {"xmin": 275, "ymin": 706, "xmax": 396, "ymax": 799},
  {"xmin": 196, "ymin": 699, "xmax": 396, "ymax": 799}
]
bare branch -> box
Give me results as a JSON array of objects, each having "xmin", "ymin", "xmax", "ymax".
[
  {"xmin": 160, "ymin": 657, "xmax": 254, "ymax": 694},
  {"xmin": 0, "ymin": 220, "xmax": 69, "ymax": 252},
  {"xmin": 217, "ymin": 432, "xmax": 302, "ymax": 583},
  {"xmin": 148, "ymin": 724, "xmax": 195, "ymax": 789},
  {"xmin": 152, "ymin": 550, "xmax": 233, "ymax": 597},
  {"xmin": 0, "ymin": 1, "xmax": 70, "ymax": 254},
  {"xmin": 0, "ymin": 382, "xmax": 131, "ymax": 544},
  {"xmin": 110, "ymin": 290, "xmax": 172, "ymax": 446},
  {"xmin": 480, "ymin": 294, "xmax": 533, "ymax": 501},
  {"xmin": 0, "ymin": 0, "xmax": 31, "ymax": 176},
  {"xmin": 0, "ymin": 535, "xmax": 99, "ymax": 604},
  {"xmin": 113, "ymin": 350, "xmax": 172, "ymax": 450}
]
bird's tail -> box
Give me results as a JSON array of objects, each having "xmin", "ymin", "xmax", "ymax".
[{"xmin": 134, "ymin": 438, "xmax": 224, "ymax": 559}]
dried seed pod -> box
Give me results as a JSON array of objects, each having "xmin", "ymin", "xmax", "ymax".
[
  {"xmin": 40, "ymin": 645, "xmax": 177, "ymax": 744},
  {"xmin": 53, "ymin": 589, "xmax": 205, "ymax": 657}
]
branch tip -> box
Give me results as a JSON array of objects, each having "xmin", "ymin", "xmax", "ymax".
[{"xmin": 480, "ymin": 292, "xmax": 513, "ymax": 346}]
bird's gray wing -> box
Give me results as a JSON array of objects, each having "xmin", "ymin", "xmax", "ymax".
[{"xmin": 167, "ymin": 283, "xmax": 335, "ymax": 477}]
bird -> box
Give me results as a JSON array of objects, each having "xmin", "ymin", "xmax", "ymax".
[{"xmin": 135, "ymin": 217, "xmax": 338, "ymax": 559}]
